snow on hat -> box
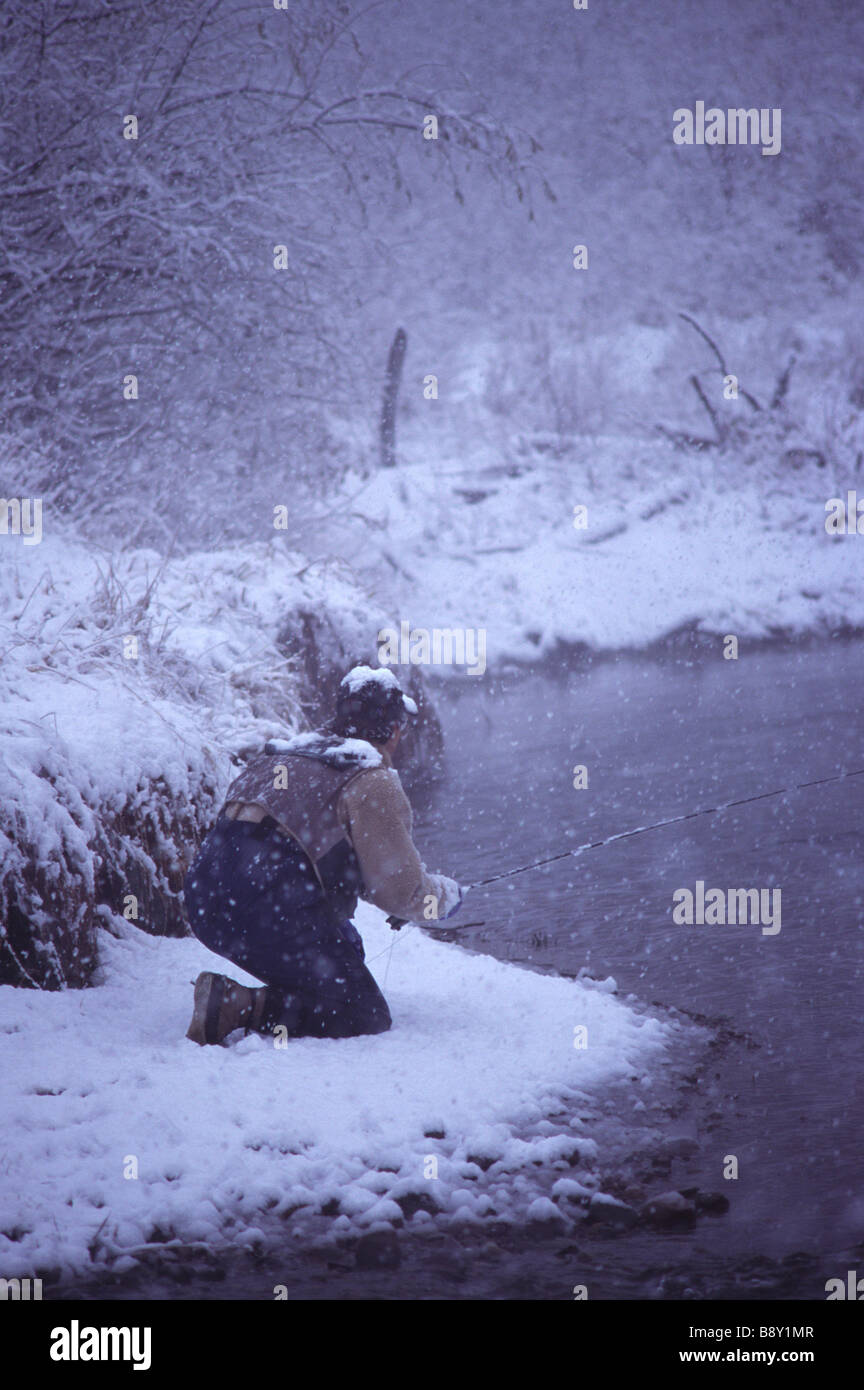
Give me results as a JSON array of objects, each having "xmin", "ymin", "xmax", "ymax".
[
  {"xmin": 333, "ymin": 665, "xmax": 418, "ymax": 742},
  {"xmin": 339, "ymin": 665, "xmax": 418, "ymax": 716}
]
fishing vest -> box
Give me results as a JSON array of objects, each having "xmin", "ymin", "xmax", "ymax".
[{"xmin": 220, "ymin": 734, "xmax": 383, "ymax": 914}]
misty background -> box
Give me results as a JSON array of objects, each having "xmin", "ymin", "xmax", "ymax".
[{"xmin": 3, "ymin": 0, "xmax": 862, "ymax": 550}]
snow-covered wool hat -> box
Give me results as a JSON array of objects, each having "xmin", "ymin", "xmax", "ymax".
[{"xmin": 333, "ymin": 665, "xmax": 418, "ymax": 742}]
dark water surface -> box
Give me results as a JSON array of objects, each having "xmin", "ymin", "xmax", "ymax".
[{"xmin": 417, "ymin": 639, "xmax": 864, "ymax": 1282}]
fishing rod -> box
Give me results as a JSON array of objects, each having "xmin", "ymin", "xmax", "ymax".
[{"xmin": 381, "ymin": 764, "xmax": 864, "ymax": 941}]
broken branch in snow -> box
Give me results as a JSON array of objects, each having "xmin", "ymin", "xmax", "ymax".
[{"xmin": 689, "ymin": 372, "xmax": 724, "ymax": 443}]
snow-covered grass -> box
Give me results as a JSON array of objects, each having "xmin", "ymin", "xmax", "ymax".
[{"xmin": 0, "ymin": 902, "xmax": 673, "ymax": 1278}]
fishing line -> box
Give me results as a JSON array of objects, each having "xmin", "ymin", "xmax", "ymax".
[
  {"xmin": 468, "ymin": 765, "xmax": 864, "ymax": 889},
  {"xmin": 381, "ymin": 929, "xmax": 398, "ymax": 987},
  {"xmin": 364, "ymin": 764, "xmax": 864, "ymax": 970}
]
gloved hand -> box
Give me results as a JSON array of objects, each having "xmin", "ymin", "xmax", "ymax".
[{"xmin": 420, "ymin": 875, "xmax": 465, "ymax": 924}]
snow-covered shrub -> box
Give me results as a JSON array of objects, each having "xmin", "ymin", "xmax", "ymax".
[
  {"xmin": 0, "ymin": 540, "xmax": 298, "ymax": 988},
  {"xmin": 0, "ymin": 551, "xmax": 227, "ymax": 988}
]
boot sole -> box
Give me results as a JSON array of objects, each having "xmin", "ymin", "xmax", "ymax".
[{"xmin": 186, "ymin": 972, "xmax": 226, "ymax": 1046}]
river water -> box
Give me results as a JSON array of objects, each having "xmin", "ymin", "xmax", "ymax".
[
  {"xmin": 51, "ymin": 638, "xmax": 863, "ymax": 1301},
  {"xmin": 414, "ymin": 637, "xmax": 864, "ymax": 1292}
]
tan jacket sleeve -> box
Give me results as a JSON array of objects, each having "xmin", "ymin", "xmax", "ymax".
[{"xmin": 337, "ymin": 767, "xmax": 460, "ymax": 923}]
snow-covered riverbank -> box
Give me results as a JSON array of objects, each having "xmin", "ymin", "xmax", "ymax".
[
  {"xmin": 308, "ymin": 434, "xmax": 864, "ymax": 667},
  {"xmin": 0, "ymin": 902, "xmax": 673, "ymax": 1279}
]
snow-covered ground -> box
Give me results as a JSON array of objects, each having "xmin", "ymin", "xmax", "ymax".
[
  {"xmin": 308, "ymin": 435, "xmax": 864, "ymax": 668},
  {"xmin": 0, "ymin": 902, "xmax": 672, "ymax": 1277}
]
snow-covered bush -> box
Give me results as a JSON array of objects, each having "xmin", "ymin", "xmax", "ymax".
[{"xmin": 1, "ymin": 550, "xmax": 225, "ymax": 987}]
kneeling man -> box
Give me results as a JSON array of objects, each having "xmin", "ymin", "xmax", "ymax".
[{"xmin": 184, "ymin": 666, "xmax": 462, "ymax": 1044}]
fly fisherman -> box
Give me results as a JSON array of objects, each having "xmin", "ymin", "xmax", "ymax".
[{"xmin": 183, "ymin": 666, "xmax": 463, "ymax": 1045}]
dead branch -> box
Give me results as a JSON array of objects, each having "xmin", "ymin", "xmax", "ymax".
[
  {"xmin": 770, "ymin": 355, "xmax": 796, "ymax": 411},
  {"xmin": 689, "ymin": 374, "xmax": 723, "ymax": 442},
  {"xmin": 679, "ymin": 312, "xmax": 763, "ymax": 412}
]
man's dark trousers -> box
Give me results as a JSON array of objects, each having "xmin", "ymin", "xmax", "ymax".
[{"xmin": 183, "ymin": 818, "xmax": 391, "ymax": 1039}]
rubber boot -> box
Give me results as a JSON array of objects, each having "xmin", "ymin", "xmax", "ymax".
[{"xmin": 186, "ymin": 971, "xmax": 271, "ymax": 1046}]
